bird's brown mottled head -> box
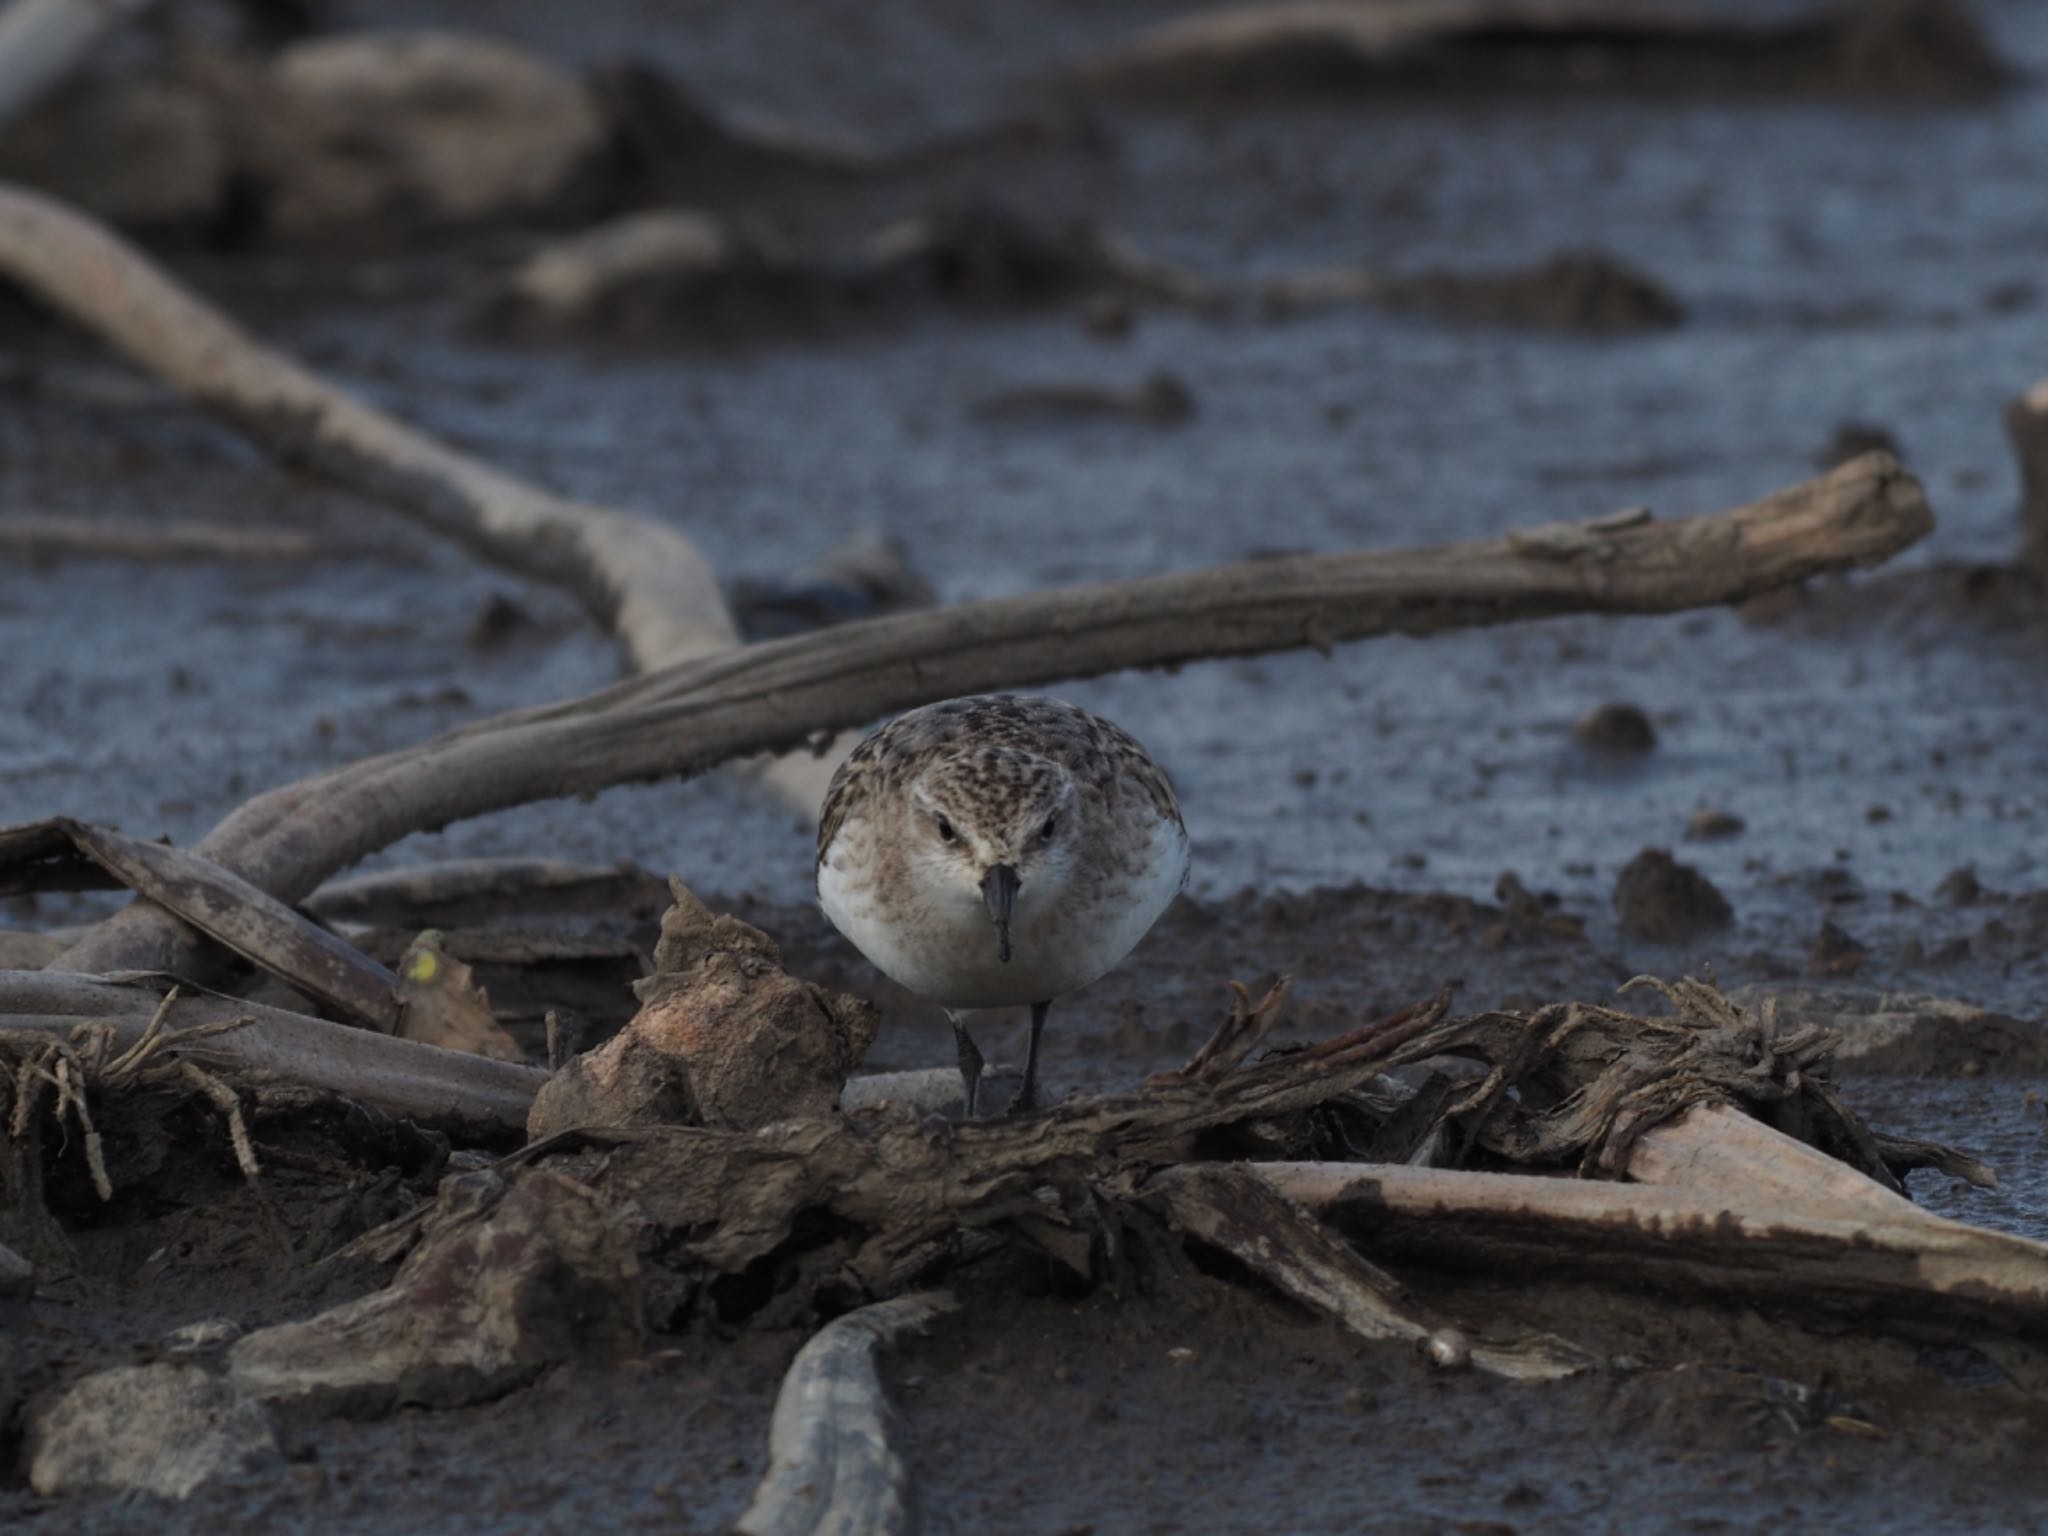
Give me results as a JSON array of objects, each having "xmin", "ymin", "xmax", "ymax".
[{"xmin": 906, "ymin": 745, "xmax": 1079, "ymax": 961}]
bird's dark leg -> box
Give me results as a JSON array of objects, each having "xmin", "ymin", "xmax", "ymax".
[
  {"xmin": 946, "ymin": 1010, "xmax": 984, "ymax": 1118},
  {"xmin": 1007, "ymin": 999, "xmax": 1053, "ymax": 1116}
]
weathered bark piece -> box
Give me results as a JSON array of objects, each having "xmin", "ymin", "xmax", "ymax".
[
  {"xmin": 732, "ymin": 1292, "xmax": 958, "ymax": 1536},
  {"xmin": 2003, "ymin": 378, "xmax": 2048, "ymax": 573},
  {"xmin": 0, "ymin": 817, "xmax": 404, "ymax": 1030},
  {"xmin": 1070, "ymin": 0, "xmax": 2010, "ymax": 103},
  {"xmin": 526, "ymin": 881, "xmax": 877, "ymax": 1137},
  {"xmin": 1257, "ymin": 1155, "xmax": 2048, "ymax": 1338},
  {"xmin": 1148, "ymin": 1164, "xmax": 1592, "ymax": 1381},
  {"xmin": 59, "ymin": 452, "xmax": 1932, "ymax": 977},
  {"xmin": 26, "ymin": 1362, "xmax": 277, "ymax": 1499},
  {"xmin": 0, "ymin": 971, "xmax": 544, "ymax": 1133},
  {"xmin": 393, "ymin": 930, "xmax": 524, "ymax": 1061},
  {"xmin": 227, "ymin": 1169, "xmax": 642, "ymax": 1417}
]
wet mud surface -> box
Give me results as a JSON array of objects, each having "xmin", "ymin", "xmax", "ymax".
[{"xmin": 7, "ymin": 0, "xmax": 2048, "ymax": 1530}]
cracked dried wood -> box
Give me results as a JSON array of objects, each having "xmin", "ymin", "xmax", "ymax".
[
  {"xmin": 1257, "ymin": 1137, "xmax": 2048, "ymax": 1337},
  {"xmin": 733, "ymin": 1292, "xmax": 957, "ymax": 1536},
  {"xmin": 58, "ymin": 452, "xmax": 1930, "ymax": 975}
]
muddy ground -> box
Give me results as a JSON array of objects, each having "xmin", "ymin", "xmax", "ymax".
[{"xmin": 6, "ymin": 0, "xmax": 2048, "ymax": 1529}]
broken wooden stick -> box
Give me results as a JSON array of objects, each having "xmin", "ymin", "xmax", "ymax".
[
  {"xmin": 1147, "ymin": 1164, "xmax": 1592, "ymax": 1381},
  {"xmin": 57, "ymin": 452, "xmax": 1930, "ymax": 976},
  {"xmin": 732, "ymin": 1292, "xmax": 957, "ymax": 1536},
  {"xmin": 0, "ymin": 514, "xmax": 328, "ymax": 562}
]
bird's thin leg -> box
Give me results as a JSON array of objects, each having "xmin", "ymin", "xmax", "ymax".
[
  {"xmin": 1007, "ymin": 999, "xmax": 1053, "ymax": 1116},
  {"xmin": 946, "ymin": 1010, "xmax": 984, "ymax": 1118}
]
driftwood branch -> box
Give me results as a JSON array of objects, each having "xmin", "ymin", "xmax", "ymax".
[
  {"xmin": 732, "ymin": 1292, "xmax": 957, "ymax": 1536},
  {"xmin": 0, "ymin": 817, "xmax": 404, "ymax": 1031},
  {"xmin": 1258, "ymin": 1146, "xmax": 2048, "ymax": 1338},
  {"xmin": 0, "ymin": 970, "xmax": 543, "ymax": 1134},
  {"xmin": 0, "ymin": 183, "xmax": 734, "ymax": 672},
  {"xmin": 57, "ymin": 452, "xmax": 1930, "ymax": 975},
  {"xmin": 1147, "ymin": 1164, "xmax": 1592, "ymax": 1380}
]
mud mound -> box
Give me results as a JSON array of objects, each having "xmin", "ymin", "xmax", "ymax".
[{"xmin": 1073, "ymin": 0, "xmax": 2011, "ymax": 105}]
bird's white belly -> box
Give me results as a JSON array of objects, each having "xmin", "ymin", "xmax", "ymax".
[{"xmin": 819, "ymin": 818, "xmax": 1188, "ymax": 1011}]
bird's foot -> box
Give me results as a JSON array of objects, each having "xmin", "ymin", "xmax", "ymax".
[{"xmin": 1003, "ymin": 1080, "xmax": 1041, "ymax": 1117}]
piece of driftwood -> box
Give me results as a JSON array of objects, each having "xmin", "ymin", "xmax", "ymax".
[
  {"xmin": 2004, "ymin": 377, "xmax": 2048, "ymax": 573},
  {"xmin": 57, "ymin": 452, "xmax": 1931, "ymax": 976},
  {"xmin": 526, "ymin": 880, "xmax": 876, "ymax": 1137},
  {"xmin": 1147, "ymin": 1164, "xmax": 1592, "ymax": 1381},
  {"xmin": 0, "ymin": 817, "xmax": 403, "ymax": 1030},
  {"xmin": 576, "ymin": 991, "xmax": 1451, "ymax": 1317},
  {"xmin": 1258, "ymin": 1147, "xmax": 2048, "ymax": 1339},
  {"xmin": 0, "ymin": 970, "xmax": 543, "ymax": 1134},
  {"xmin": 732, "ymin": 1292, "xmax": 958, "ymax": 1536},
  {"xmin": 0, "ymin": 186, "xmax": 734, "ymax": 673}
]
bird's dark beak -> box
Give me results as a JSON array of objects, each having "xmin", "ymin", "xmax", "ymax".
[{"xmin": 981, "ymin": 863, "xmax": 1020, "ymax": 963}]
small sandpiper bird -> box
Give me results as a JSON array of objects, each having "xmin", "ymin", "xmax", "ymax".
[{"xmin": 816, "ymin": 694, "xmax": 1190, "ymax": 1115}]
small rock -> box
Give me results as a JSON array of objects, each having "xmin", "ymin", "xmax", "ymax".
[
  {"xmin": 1684, "ymin": 805, "xmax": 1745, "ymax": 841},
  {"xmin": 1083, "ymin": 293, "xmax": 1136, "ymax": 337},
  {"xmin": 1422, "ymin": 1329, "xmax": 1471, "ymax": 1371},
  {"xmin": 970, "ymin": 368, "xmax": 1195, "ymax": 427},
  {"xmin": 1383, "ymin": 250, "xmax": 1683, "ymax": 335},
  {"xmin": 1935, "ymin": 865, "xmax": 1991, "ymax": 905},
  {"xmin": 466, "ymin": 592, "xmax": 535, "ymax": 651},
  {"xmin": 247, "ymin": 31, "xmax": 606, "ymax": 239},
  {"xmin": 1574, "ymin": 702, "xmax": 1657, "ymax": 755},
  {"xmin": 1809, "ymin": 920, "xmax": 1869, "ymax": 977},
  {"xmin": 1612, "ymin": 848, "xmax": 1733, "ymax": 940},
  {"xmin": 28, "ymin": 1364, "xmax": 277, "ymax": 1499}
]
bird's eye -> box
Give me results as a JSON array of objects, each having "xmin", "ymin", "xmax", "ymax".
[
  {"xmin": 1040, "ymin": 815, "xmax": 1057, "ymax": 842},
  {"xmin": 935, "ymin": 815, "xmax": 957, "ymax": 844}
]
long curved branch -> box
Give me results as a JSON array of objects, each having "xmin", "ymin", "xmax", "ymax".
[
  {"xmin": 0, "ymin": 182, "xmax": 734, "ymax": 671},
  {"xmin": 55, "ymin": 451, "xmax": 1930, "ymax": 975}
]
